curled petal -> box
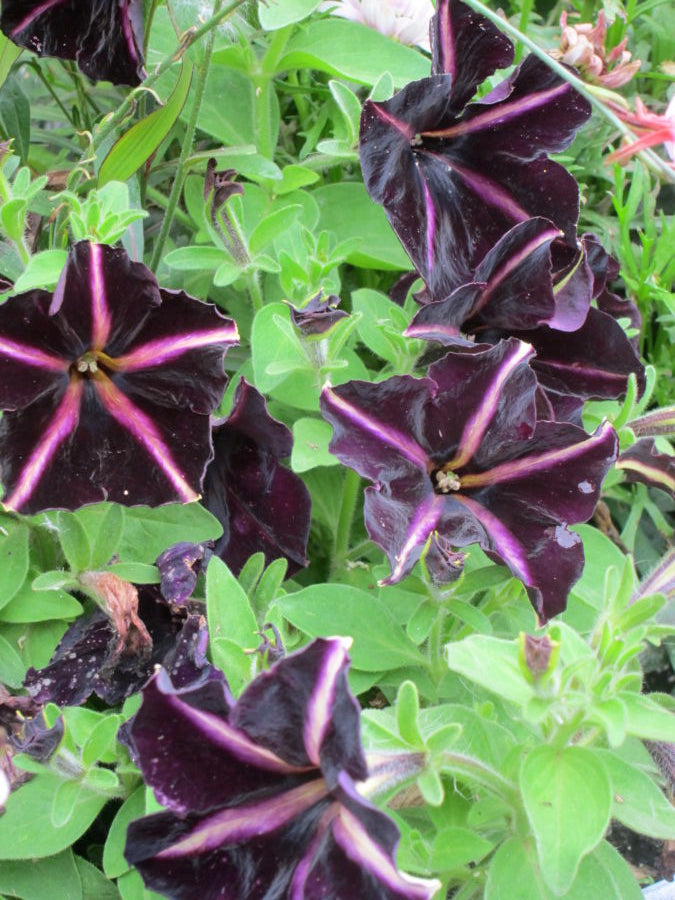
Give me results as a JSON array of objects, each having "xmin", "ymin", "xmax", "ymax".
[
  {"xmin": 1, "ymin": 0, "xmax": 145, "ymax": 85},
  {"xmin": 617, "ymin": 438, "xmax": 675, "ymax": 497},
  {"xmin": 203, "ymin": 379, "xmax": 311, "ymax": 576}
]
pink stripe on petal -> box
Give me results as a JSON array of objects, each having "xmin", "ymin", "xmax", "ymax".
[
  {"xmin": 371, "ymin": 104, "xmax": 416, "ymax": 139},
  {"xmin": 93, "ymin": 374, "xmax": 198, "ymax": 503},
  {"xmin": 454, "ymin": 493, "xmax": 532, "ymax": 585},
  {"xmin": 421, "ymin": 176, "xmax": 436, "ymax": 274},
  {"xmin": 422, "ymin": 83, "xmax": 571, "ymax": 140},
  {"xmin": 446, "ymin": 341, "xmax": 533, "ymax": 470},
  {"xmin": 157, "ymin": 779, "xmax": 329, "ymax": 858},
  {"xmin": 290, "ymin": 805, "xmax": 338, "ymax": 900},
  {"xmin": 473, "ymin": 226, "xmax": 561, "ymax": 315},
  {"xmin": 119, "ymin": 0, "xmax": 139, "ymax": 65},
  {"xmin": 461, "ymin": 421, "xmax": 616, "ymax": 489},
  {"xmin": 437, "ymin": 2, "xmax": 454, "ymax": 76},
  {"xmin": 426, "ymin": 151, "xmax": 531, "ymax": 223},
  {"xmin": 321, "ymin": 386, "xmax": 429, "ymax": 471},
  {"xmin": 0, "ymin": 336, "xmax": 68, "ymax": 372},
  {"xmin": 112, "ymin": 325, "xmax": 239, "ymax": 371},
  {"xmin": 304, "ymin": 639, "xmax": 350, "ymax": 766},
  {"xmin": 333, "ymin": 807, "xmax": 439, "ymax": 899},
  {"xmin": 616, "ymin": 459, "xmax": 675, "ymax": 492},
  {"xmin": 10, "ymin": 0, "xmax": 63, "ymax": 35},
  {"xmin": 385, "ymin": 494, "xmax": 442, "ymax": 583},
  {"xmin": 164, "ymin": 693, "xmax": 312, "ymax": 775},
  {"xmin": 89, "ymin": 243, "xmax": 112, "ymax": 350},
  {"xmin": 4, "ymin": 378, "xmax": 83, "ymax": 512}
]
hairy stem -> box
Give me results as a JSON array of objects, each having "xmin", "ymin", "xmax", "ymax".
[
  {"xmin": 149, "ymin": 0, "xmax": 222, "ymax": 271},
  {"xmin": 331, "ymin": 468, "xmax": 361, "ymax": 576}
]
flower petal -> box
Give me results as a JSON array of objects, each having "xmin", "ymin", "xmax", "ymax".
[
  {"xmin": 0, "ymin": 0, "xmax": 145, "ymax": 85},
  {"xmin": 617, "ymin": 438, "xmax": 675, "ymax": 497},
  {"xmin": 127, "ymin": 668, "xmax": 309, "ymax": 816},
  {"xmin": 50, "ymin": 241, "xmax": 161, "ymax": 353},
  {"xmin": 203, "ymin": 380, "xmax": 311, "ymax": 576},
  {"xmin": 430, "ymin": 0, "xmax": 514, "ymax": 108},
  {"xmin": 360, "ymin": 57, "xmax": 590, "ymax": 297},
  {"xmin": 233, "ymin": 638, "xmax": 368, "ymax": 784}
]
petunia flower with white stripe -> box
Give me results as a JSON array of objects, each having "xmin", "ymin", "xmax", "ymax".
[
  {"xmin": 320, "ymin": 338, "xmax": 618, "ymax": 622},
  {"xmin": 124, "ymin": 638, "xmax": 440, "ymax": 900},
  {"xmin": 0, "ymin": 241, "xmax": 238, "ymax": 514}
]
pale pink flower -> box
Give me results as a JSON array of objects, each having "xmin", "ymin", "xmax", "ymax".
[
  {"xmin": 551, "ymin": 11, "xmax": 641, "ymax": 89},
  {"xmin": 606, "ymin": 94, "xmax": 675, "ymax": 165},
  {"xmin": 320, "ymin": 0, "xmax": 434, "ymax": 51}
]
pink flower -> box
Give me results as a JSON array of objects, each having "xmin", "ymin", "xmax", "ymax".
[
  {"xmin": 320, "ymin": 0, "xmax": 434, "ymax": 50},
  {"xmin": 606, "ymin": 94, "xmax": 675, "ymax": 165},
  {"xmin": 551, "ymin": 11, "xmax": 641, "ymax": 89}
]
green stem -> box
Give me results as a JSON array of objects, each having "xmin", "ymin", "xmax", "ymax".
[
  {"xmin": 93, "ymin": 0, "xmax": 248, "ymax": 152},
  {"xmin": 439, "ymin": 751, "xmax": 520, "ymax": 807},
  {"xmin": 247, "ymin": 270, "xmax": 264, "ymax": 312},
  {"xmin": 149, "ymin": 0, "xmax": 222, "ymax": 271},
  {"xmin": 331, "ymin": 468, "xmax": 361, "ymax": 576},
  {"xmin": 458, "ymin": 0, "xmax": 675, "ymax": 183}
]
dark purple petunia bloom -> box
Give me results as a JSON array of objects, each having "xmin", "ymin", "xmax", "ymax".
[
  {"xmin": 359, "ymin": 0, "xmax": 591, "ymax": 298},
  {"xmin": 405, "ymin": 217, "xmax": 591, "ymax": 339},
  {"xmin": 156, "ymin": 542, "xmax": 210, "ymax": 607},
  {"xmin": 321, "ymin": 339, "xmax": 618, "ymax": 621},
  {"xmin": 124, "ymin": 638, "xmax": 439, "ymax": 900},
  {"xmin": 0, "ymin": 241, "xmax": 238, "ymax": 514},
  {"xmin": 0, "ymin": 0, "xmax": 144, "ymax": 84},
  {"xmin": 202, "ymin": 379, "xmax": 311, "ymax": 577},
  {"xmin": 405, "ymin": 228, "xmax": 644, "ymax": 412}
]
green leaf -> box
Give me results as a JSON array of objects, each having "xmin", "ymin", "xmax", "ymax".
[
  {"xmin": 396, "ymin": 680, "xmax": 423, "ymax": 747},
  {"xmin": 57, "ymin": 511, "xmax": 91, "ymax": 573},
  {"xmin": 98, "ymin": 62, "xmax": 193, "ymax": 185},
  {"xmin": 84, "ymin": 504, "xmax": 125, "ymax": 569},
  {"xmin": 249, "ymin": 204, "xmax": 302, "ymax": 256},
  {"xmin": 259, "ymin": 0, "xmax": 322, "ymax": 28},
  {"xmin": 117, "ymin": 503, "xmax": 223, "ymax": 564},
  {"xmin": 485, "ymin": 837, "xmax": 555, "ymax": 900},
  {"xmin": 445, "ymin": 635, "xmax": 535, "ymax": 706},
  {"xmin": 103, "ymin": 788, "xmax": 145, "ymax": 879},
  {"xmin": 105, "ymin": 563, "xmax": 159, "ymax": 584},
  {"xmin": 314, "ymin": 183, "xmax": 410, "ymax": 270},
  {"xmin": 0, "ymin": 33, "xmax": 21, "ymax": 91},
  {"xmin": 0, "ymin": 578, "xmax": 82, "ymax": 622},
  {"xmin": 291, "ymin": 417, "xmax": 338, "ymax": 472},
  {"xmin": 0, "ymin": 80, "xmax": 30, "ymax": 163},
  {"xmin": 251, "ymin": 558, "xmax": 288, "ymax": 612},
  {"xmin": 520, "ymin": 746, "xmax": 612, "ymax": 895},
  {"xmin": 12, "ymin": 250, "xmax": 68, "ymax": 293},
  {"xmin": 275, "ymin": 585, "xmax": 425, "ymax": 671},
  {"xmin": 620, "ymin": 693, "xmax": 675, "ymax": 742},
  {"xmin": 206, "ymin": 557, "xmax": 258, "ymax": 651},
  {"xmin": 429, "ymin": 827, "xmax": 493, "ymax": 870},
  {"xmin": 0, "ymin": 522, "xmax": 29, "ymax": 612},
  {"xmin": 0, "ymin": 633, "xmax": 25, "ymax": 688},
  {"xmin": 595, "ymin": 749, "xmax": 675, "ymax": 839},
  {"xmin": 0, "ymin": 775, "xmax": 106, "ymax": 860},
  {"xmin": 352, "ymin": 288, "xmax": 413, "ymax": 365},
  {"xmin": 237, "ymin": 553, "xmax": 266, "ymax": 597},
  {"xmin": 417, "ymin": 768, "xmax": 444, "ymax": 806},
  {"xmin": 565, "ymin": 840, "xmax": 642, "ymax": 899},
  {"xmin": 251, "ymin": 303, "xmax": 312, "ymax": 395},
  {"xmin": 209, "ymin": 637, "xmax": 253, "ymax": 697},
  {"xmin": 0, "ymin": 850, "xmax": 82, "ymax": 900},
  {"xmin": 76, "ymin": 856, "xmax": 122, "ymax": 900},
  {"xmin": 82, "ymin": 715, "xmax": 123, "ymax": 768},
  {"xmin": 272, "ymin": 165, "xmax": 319, "ymax": 196},
  {"xmin": 30, "ymin": 571, "xmax": 78, "ymax": 592},
  {"xmin": 164, "ymin": 245, "xmax": 225, "ymax": 271},
  {"xmin": 329, "ymin": 80, "xmax": 361, "ymax": 146},
  {"xmin": 277, "ymin": 19, "xmax": 429, "ymax": 87}
]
